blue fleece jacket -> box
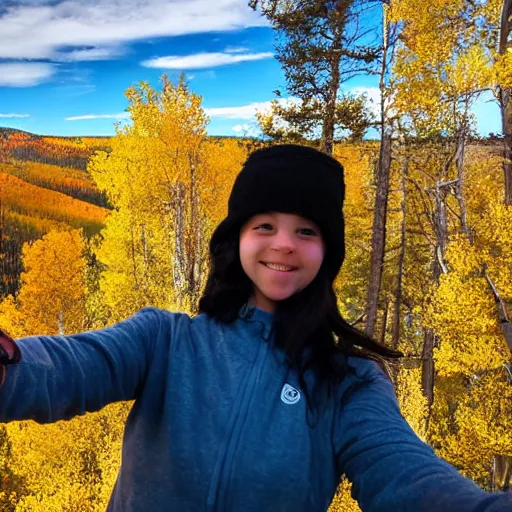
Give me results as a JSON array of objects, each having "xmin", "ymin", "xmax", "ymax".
[{"xmin": 0, "ymin": 304, "xmax": 511, "ymax": 512}]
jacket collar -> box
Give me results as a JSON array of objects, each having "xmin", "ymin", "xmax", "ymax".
[{"xmin": 237, "ymin": 303, "xmax": 274, "ymax": 341}]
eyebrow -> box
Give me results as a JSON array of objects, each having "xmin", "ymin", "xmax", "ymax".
[{"xmin": 254, "ymin": 213, "xmax": 316, "ymax": 226}]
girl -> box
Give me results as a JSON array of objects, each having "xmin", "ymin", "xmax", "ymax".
[{"xmin": 0, "ymin": 144, "xmax": 510, "ymax": 511}]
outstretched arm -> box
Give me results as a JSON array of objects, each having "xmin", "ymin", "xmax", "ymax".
[
  {"xmin": 334, "ymin": 357, "xmax": 512, "ymax": 512},
  {"xmin": 0, "ymin": 307, "xmax": 162, "ymax": 424}
]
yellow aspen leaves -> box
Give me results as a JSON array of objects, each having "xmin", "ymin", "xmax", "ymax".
[
  {"xmin": 0, "ymin": 229, "xmax": 88, "ymax": 337},
  {"xmin": 87, "ymin": 76, "xmax": 248, "ymax": 319}
]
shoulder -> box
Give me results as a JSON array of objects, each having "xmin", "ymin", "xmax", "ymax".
[
  {"xmin": 125, "ymin": 307, "xmax": 194, "ymax": 346},
  {"xmin": 337, "ymin": 355, "xmax": 397, "ymax": 405},
  {"xmin": 346, "ymin": 355, "xmax": 389, "ymax": 382},
  {"xmin": 137, "ymin": 307, "xmax": 219, "ymax": 345},
  {"xmin": 134, "ymin": 306, "xmax": 192, "ymax": 327}
]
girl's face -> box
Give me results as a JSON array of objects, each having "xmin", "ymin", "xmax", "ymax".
[{"xmin": 239, "ymin": 211, "xmax": 325, "ymax": 313}]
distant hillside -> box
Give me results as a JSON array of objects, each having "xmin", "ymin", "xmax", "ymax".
[
  {"xmin": 0, "ymin": 129, "xmax": 112, "ymax": 297},
  {"xmin": 0, "ymin": 127, "xmax": 35, "ymax": 138},
  {"xmin": 1, "ymin": 160, "xmax": 109, "ymax": 208},
  {"xmin": 0, "ymin": 127, "xmax": 112, "ymax": 140},
  {"xmin": 0, "ymin": 128, "xmax": 112, "ymax": 170}
]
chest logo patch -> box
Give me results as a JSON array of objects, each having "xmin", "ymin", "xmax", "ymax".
[{"xmin": 281, "ymin": 383, "xmax": 301, "ymax": 405}]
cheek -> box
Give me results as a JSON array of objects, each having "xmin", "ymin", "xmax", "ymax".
[
  {"xmin": 304, "ymin": 242, "xmax": 325, "ymax": 268},
  {"xmin": 239, "ymin": 237, "xmax": 261, "ymax": 273},
  {"xmin": 239, "ymin": 237, "xmax": 254, "ymax": 259}
]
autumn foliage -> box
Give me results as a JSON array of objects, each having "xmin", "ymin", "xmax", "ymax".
[
  {"xmin": 0, "ymin": 147, "xmax": 109, "ymax": 297},
  {"xmin": 1, "ymin": 1, "xmax": 512, "ymax": 507},
  {"xmin": 0, "ymin": 130, "xmax": 110, "ymax": 170}
]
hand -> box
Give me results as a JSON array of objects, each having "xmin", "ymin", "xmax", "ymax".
[{"xmin": 0, "ymin": 329, "xmax": 19, "ymax": 364}]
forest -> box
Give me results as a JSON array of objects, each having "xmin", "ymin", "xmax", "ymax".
[{"xmin": 1, "ymin": 0, "xmax": 512, "ymax": 510}]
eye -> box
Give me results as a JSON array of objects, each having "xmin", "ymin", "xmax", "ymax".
[
  {"xmin": 254, "ymin": 223, "xmax": 273, "ymax": 231},
  {"xmin": 299, "ymin": 227, "xmax": 317, "ymax": 236}
]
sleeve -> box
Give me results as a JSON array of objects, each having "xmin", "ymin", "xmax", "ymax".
[
  {"xmin": 0, "ymin": 307, "xmax": 163, "ymax": 424},
  {"xmin": 334, "ymin": 359, "xmax": 512, "ymax": 512}
]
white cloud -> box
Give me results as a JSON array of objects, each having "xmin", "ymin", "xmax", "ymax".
[
  {"xmin": 232, "ymin": 124, "xmax": 247, "ymax": 132},
  {"xmin": 232, "ymin": 123, "xmax": 260, "ymax": 137},
  {"xmin": 66, "ymin": 113, "xmax": 130, "ymax": 120},
  {"xmin": 205, "ymin": 103, "xmax": 265, "ymax": 120},
  {"xmin": 205, "ymin": 100, "xmax": 274, "ymax": 120},
  {"xmin": 205, "ymin": 90, "xmax": 377, "ymax": 124},
  {"xmin": 0, "ymin": 62, "xmax": 55, "ymax": 86},
  {"xmin": 0, "ymin": 113, "xmax": 30, "ymax": 118},
  {"xmin": 347, "ymin": 86, "xmax": 381, "ymax": 118},
  {"xmin": 209, "ymin": 92, "xmax": 381, "ymax": 136},
  {"xmin": 205, "ymin": 98, "xmax": 299, "ymax": 120},
  {"xmin": 141, "ymin": 51, "xmax": 273, "ymax": 70},
  {"xmin": 225, "ymin": 46, "xmax": 250, "ymax": 53},
  {"xmin": 55, "ymin": 46, "xmax": 125, "ymax": 62},
  {"xmin": 205, "ymin": 90, "xmax": 380, "ymax": 125},
  {"xmin": 0, "ymin": 0, "xmax": 267, "ymax": 60}
]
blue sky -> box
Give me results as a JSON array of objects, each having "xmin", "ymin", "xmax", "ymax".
[{"xmin": 0, "ymin": 0, "xmax": 502, "ymax": 138}]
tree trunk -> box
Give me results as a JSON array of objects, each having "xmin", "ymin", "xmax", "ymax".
[
  {"xmin": 499, "ymin": 91, "xmax": 512, "ymax": 206},
  {"xmin": 321, "ymin": 20, "xmax": 342, "ymax": 156},
  {"xmin": 489, "ymin": 6, "xmax": 512, "ymax": 476},
  {"xmin": 391, "ymin": 153, "xmax": 408, "ymax": 350},
  {"xmin": 422, "ymin": 247, "xmax": 442, "ymax": 420},
  {"xmin": 422, "ymin": 180, "xmax": 450, "ymax": 418},
  {"xmin": 485, "ymin": 272, "xmax": 512, "ymax": 353},
  {"xmin": 492, "ymin": 454, "xmax": 512, "ymax": 492},
  {"xmin": 186, "ymin": 149, "xmax": 205, "ymax": 308},
  {"xmin": 364, "ymin": 6, "xmax": 393, "ymax": 339},
  {"xmin": 365, "ymin": 131, "xmax": 392, "ymax": 337},
  {"xmin": 455, "ymin": 117, "xmax": 472, "ymax": 241},
  {"xmin": 172, "ymin": 183, "xmax": 186, "ymax": 293},
  {"xmin": 380, "ymin": 298, "xmax": 390, "ymax": 345},
  {"xmin": 187, "ymin": 153, "xmax": 198, "ymax": 297},
  {"xmin": 500, "ymin": 0, "xmax": 512, "ymax": 205},
  {"xmin": 421, "ymin": 330, "xmax": 436, "ymax": 412}
]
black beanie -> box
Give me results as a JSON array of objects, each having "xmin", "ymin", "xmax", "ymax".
[{"xmin": 210, "ymin": 144, "xmax": 345, "ymax": 282}]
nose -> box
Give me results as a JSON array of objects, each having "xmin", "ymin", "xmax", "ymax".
[{"xmin": 270, "ymin": 230, "xmax": 296, "ymax": 253}]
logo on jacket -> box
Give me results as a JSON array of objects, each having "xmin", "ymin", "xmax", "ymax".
[{"xmin": 281, "ymin": 383, "xmax": 301, "ymax": 404}]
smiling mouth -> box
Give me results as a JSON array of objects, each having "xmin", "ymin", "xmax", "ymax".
[{"xmin": 261, "ymin": 262, "xmax": 298, "ymax": 272}]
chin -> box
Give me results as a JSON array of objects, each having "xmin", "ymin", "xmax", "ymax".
[{"xmin": 262, "ymin": 290, "xmax": 297, "ymax": 302}]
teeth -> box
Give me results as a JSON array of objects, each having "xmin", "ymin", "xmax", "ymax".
[{"xmin": 264, "ymin": 263, "xmax": 294, "ymax": 271}]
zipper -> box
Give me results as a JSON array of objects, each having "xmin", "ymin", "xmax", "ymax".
[{"xmin": 205, "ymin": 337, "xmax": 270, "ymax": 511}]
